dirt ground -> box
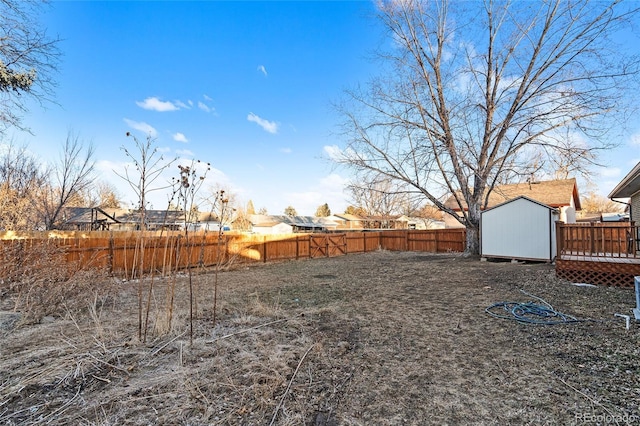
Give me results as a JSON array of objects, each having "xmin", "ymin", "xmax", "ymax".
[{"xmin": 1, "ymin": 250, "xmax": 639, "ymax": 425}]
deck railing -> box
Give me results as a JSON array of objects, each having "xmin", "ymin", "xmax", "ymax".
[{"xmin": 556, "ymin": 221, "xmax": 640, "ymax": 259}]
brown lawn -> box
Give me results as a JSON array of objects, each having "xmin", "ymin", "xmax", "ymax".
[{"xmin": 1, "ymin": 250, "xmax": 639, "ymax": 425}]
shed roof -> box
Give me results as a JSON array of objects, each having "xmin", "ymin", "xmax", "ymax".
[
  {"xmin": 445, "ymin": 178, "xmax": 581, "ymax": 211},
  {"xmin": 481, "ymin": 195, "xmax": 559, "ymax": 214},
  {"xmin": 608, "ymin": 162, "xmax": 640, "ymax": 199}
]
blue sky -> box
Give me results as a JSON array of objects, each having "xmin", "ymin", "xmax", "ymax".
[
  {"xmin": 8, "ymin": 1, "xmax": 640, "ymax": 215},
  {"xmin": 11, "ymin": 0, "xmax": 383, "ymax": 215}
]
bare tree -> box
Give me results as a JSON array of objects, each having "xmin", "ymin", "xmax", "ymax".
[
  {"xmin": 96, "ymin": 181, "xmax": 122, "ymax": 209},
  {"xmin": 38, "ymin": 132, "xmax": 95, "ymax": 229},
  {"xmin": 580, "ymin": 191, "xmax": 624, "ymax": 214},
  {"xmin": 334, "ymin": 0, "xmax": 640, "ymax": 253},
  {"xmin": 348, "ymin": 176, "xmax": 418, "ymax": 217},
  {"xmin": 315, "ymin": 203, "xmax": 331, "ymax": 217},
  {"xmin": 284, "ymin": 205, "xmax": 297, "ymax": 217},
  {"xmin": 116, "ymin": 133, "xmax": 175, "ymax": 230},
  {"xmin": 0, "ymin": 0, "xmax": 61, "ymax": 134},
  {"xmin": 344, "ymin": 205, "xmax": 367, "ymax": 216},
  {"xmin": 0, "ymin": 141, "xmax": 48, "ymax": 230}
]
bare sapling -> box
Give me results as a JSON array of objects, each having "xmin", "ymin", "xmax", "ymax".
[
  {"xmin": 115, "ymin": 132, "xmax": 175, "ymax": 341},
  {"xmin": 204, "ymin": 189, "xmax": 231, "ymax": 327}
]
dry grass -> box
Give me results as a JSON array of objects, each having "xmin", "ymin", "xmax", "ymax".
[
  {"xmin": 0, "ymin": 240, "xmax": 117, "ymax": 323},
  {"xmin": 1, "ymin": 251, "xmax": 639, "ymax": 425}
]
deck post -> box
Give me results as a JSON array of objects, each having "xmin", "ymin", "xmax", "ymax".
[
  {"xmin": 555, "ymin": 221, "xmax": 564, "ymax": 258},
  {"xmin": 634, "ymin": 277, "xmax": 640, "ymax": 320}
]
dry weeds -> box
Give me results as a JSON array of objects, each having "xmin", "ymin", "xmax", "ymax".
[{"xmin": 1, "ymin": 251, "xmax": 639, "ymax": 425}]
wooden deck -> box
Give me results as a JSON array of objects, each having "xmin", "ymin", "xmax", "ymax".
[
  {"xmin": 556, "ymin": 222, "xmax": 640, "ymax": 287},
  {"xmin": 559, "ymin": 252, "xmax": 640, "ymax": 263}
]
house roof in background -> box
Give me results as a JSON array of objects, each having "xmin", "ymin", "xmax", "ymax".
[
  {"xmin": 608, "ymin": 162, "xmax": 640, "ymax": 199},
  {"xmin": 105, "ymin": 209, "xmax": 186, "ymax": 224},
  {"xmin": 248, "ymin": 215, "xmax": 337, "ymax": 228},
  {"xmin": 445, "ymin": 178, "xmax": 581, "ymax": 211},
  {"xmin": 334, "ymin": 214, "xmax": 363, "ymax": 221},
  {"xmin": 61, "ymin": 207, "xmax": 120, "ymax": 224}
]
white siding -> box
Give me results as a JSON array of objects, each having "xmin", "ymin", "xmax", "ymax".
[
  {"xmin": 631, "ymin": 193, "xmax": 640, "ymax": 224},
  {"xmin": 252, "ymin": 223, "xmax": 294, "ymax": 234},
  {"xmin": 481, "ymin": 197, "xmax": 558, "ymax": 261}
]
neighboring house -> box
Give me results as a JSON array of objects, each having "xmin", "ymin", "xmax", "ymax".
[
  {"xmin": 186, "ymin": 212, "xmax": 229, "ymax": 232},
  {"xmin": 332, "ymin": 214, "xmax": 365, "ymax": 230},
  {"xmin": 59, "ymin": 207, "xmax": 121, "ymax": 231},
  {"xmin": 359, "ymin": 215, "xmax": 405, "ymax": 229},
  {"xmin": 443, "ymin": 178, "xmax": 582, "ymax": 228},
  {"xmin": 396, "ymin": 215, "xmax": 445, "ymax": 230},
  {"xmin": 576, "ymin": 212, "xmax": 629, "ymax": 223},
  {"xmin": 247, "ymin": 213, "xmax": 445, "ymax": 234},
  {"xmin": 248, "ymin": 215, "xmax": 327, "ymax": 234},
  {"xmin": 608, "ymin": 162, "xmax": 640, "ymax": 223},
  {"xmin": 108, "ymin": 209, "xmax": 187, "ymax": 231}
]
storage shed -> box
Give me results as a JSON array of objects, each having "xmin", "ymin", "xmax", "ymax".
[{"xmin": 481, "ymin": 196, "xmax": 559, "ymax": 262}]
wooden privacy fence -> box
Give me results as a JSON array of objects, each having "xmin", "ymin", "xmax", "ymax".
[{"xmin": 0, "ymin": 229, "xmax": 466, "ymax": 277}]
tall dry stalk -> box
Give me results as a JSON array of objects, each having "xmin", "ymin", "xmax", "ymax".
[{"xmin": 172, "ymin": 160, "xmax": 211, "ymax": 345}]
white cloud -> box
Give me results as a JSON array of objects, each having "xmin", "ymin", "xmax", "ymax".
[
  {"xmin": 630, "ymin": 133, "xmax": 640, "ymax": 146},
  {"xmin": 124, "ymin": 118, "xmax": 157, "ymax": 137},
  {"xmin": 599, "ymin": 167, "xmax": 621, "ymax": 178},
  {"xmin": 280, "ymin": 147, "xmax": 292, "ymax": 154},
  {"xmin": 188, "ymin": 100, "xmax": 194, "ymax": 107},
  {"xmin": 323, "ymin": 145, "xmax": 343, "ymax": 161},
  {"xmin": 175, "ymin": 100, "xmax": 191, "ymax": 110},
  {"xmin": 173, "ymin": 132, "xmax": 188, "ymax": 143},
  {"xmin": 176, "ymin": 149, "xmax": 194, "ymax": 157},
  {"xmin": 247, "ymin": 112, "xmax": 278, "ymax": 134},
  {"xmin": 203, "ymin": 94, "xmax": 213, "ymax": 101},
  {"xmin": 136, "ymin": 97, "xmax": 179, "ymax": 112},
  {"xmin": 198, "ymin": 101, "xmax": 211, "ymax": 113},
  {"xmin": 257, "ymin": 65, "xmax": 268, "ymax": 76},
  {"xmin": 283, "ymin": 173, "xmax": 350, "ymax": 215},
  {"xmin": 319, "ymin": 173, "xmax": 350, "ymax": 188}
]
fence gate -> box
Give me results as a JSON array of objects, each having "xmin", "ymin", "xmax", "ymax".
[
  {"xmin": 328, "ymin": 234, "xmax": 347, "ymax": 257},
  {"xmin": 310, "ymin": 234, "xmax": 347, "ymax": 259}
]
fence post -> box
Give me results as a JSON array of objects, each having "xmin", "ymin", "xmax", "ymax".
[
  {"xmin": 263, "ymin": 235, "xmax": 267, "ymax": 263},
  {"xmin": 108, "ymin": 233, "xmax": 114, "ymax": 275},
  {"xmin": 326, "ymin": 235, "xmax": 329, "ymax": 257}
]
